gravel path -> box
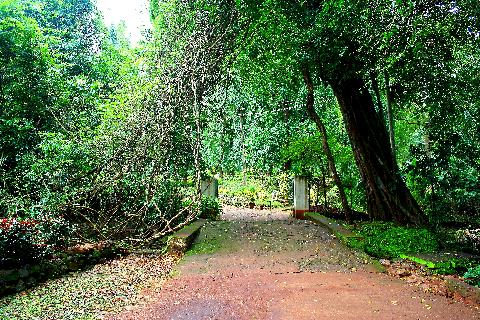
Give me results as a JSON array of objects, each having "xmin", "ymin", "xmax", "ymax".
[
  {"xmin": 220, "ymin": 205, "xmax": 292, "ymax": 221},
  {"xmin": 111, "ymin": 208, "xmax": 480, "ymax": 320}
]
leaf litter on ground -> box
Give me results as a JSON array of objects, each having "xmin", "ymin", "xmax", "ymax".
[{"xmin": 0, "ymin": 251, "xmax": 181, "ymax": 320}]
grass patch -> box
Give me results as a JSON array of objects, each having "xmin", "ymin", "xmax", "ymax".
[
  {"xmin": 185, "ymin": 221, "xmax": 234, "ymax": 256},
  {"xmin": 345, "ymin": 222, "xmax": 439, "ymax": 259},
  {"xmin": 187, "ymin": 238, "xmax": 223, "ymax": 255}
]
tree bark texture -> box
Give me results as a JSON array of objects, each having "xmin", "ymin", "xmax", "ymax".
[
  {"xmin": 384, "ymin": 71, "xmax": 397, "ymax": 164},
  {"xmin": 301, "ymin": 66, "xmax": 352, "ymax": 222},
  {"xmin": 239, "ymin": 113, "xmax": 247, "ymax": 186},
  {"xmin": 330, "ymin": 77, "xmax": 425, "ymax": 225},
  {"xmin": 369, "ymin": 71, "xmax": 385, "ymax": 122}
]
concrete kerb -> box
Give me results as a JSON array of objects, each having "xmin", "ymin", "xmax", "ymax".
[
  {"xmin": 304, "ymin": 213, "xmax": 480, "ymax": 303},
  {"xmin": 167, "ymin": 219, "xmax": 207, "ymax": 254},
  {"xmin": 400, "ymin": 252, "xmax": 480, "ymax": 305},
  {"xmin": 304, "ymin": 212, "xmax": 363, "ymax": 240},
  {"xmin": 303, "ymin": 212, "xmax": 387, "ymax": 273}
]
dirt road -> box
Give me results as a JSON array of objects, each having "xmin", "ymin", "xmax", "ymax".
[{"xmin": 112, "ymin": 208, "xmax": 479, "ymax": 320}]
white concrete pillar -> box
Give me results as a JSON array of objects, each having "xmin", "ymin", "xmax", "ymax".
[
  {"xmin": 201, "ymin": 178, "xmax": 219, "ymax": 198},
  {"xmin": 293, "ymin": 176, "xmax": 309, "ymax": 219}
]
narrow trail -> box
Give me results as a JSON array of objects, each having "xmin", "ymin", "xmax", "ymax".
[{"xmin": 112, "ymin": 207, "xmax": 479, "ymax": 320}]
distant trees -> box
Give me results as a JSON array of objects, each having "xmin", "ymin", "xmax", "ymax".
[
  {"xmin": 0, "ymin": 2, "xmax": 55, "ymax": 175},
  {"xmin": 0, "ymin": 0, "xmax": 116, "ymax": 209},
  {"xmin": 0, "ymin": 0, "xmax": 139, "ymax": 242}
]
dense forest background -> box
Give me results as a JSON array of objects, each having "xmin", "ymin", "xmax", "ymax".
[{"xmin": 1, "ymin": 0, "xmax": 480, "ymax": 267}]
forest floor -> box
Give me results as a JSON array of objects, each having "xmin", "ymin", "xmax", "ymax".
[{"xmin": 111, "ymin": 207, "xmax": 480, "ymax": 320}]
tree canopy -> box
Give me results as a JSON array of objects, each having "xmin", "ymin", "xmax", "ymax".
[{"xmin": 0, "ymin": 0, "xmax": 479, "ymax": 266}]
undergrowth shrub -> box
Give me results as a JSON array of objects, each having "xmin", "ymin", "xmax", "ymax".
[
  {"xmin": 0, "ymin": 215, "xmax": 72, "ymax": 268},
  {"xmin": 218, "ymin": 174, "xmax": 291, "ymax": 208},
  {"xmin": 200, "ymin": 196, "xmax": 221, "ymax": 220},
  {"xmin": 455, "ymin": 228, "xmax": 480, "ymax": 253},
  {"xmin": 355, "ymin": 222, "xmax": 440, "ymax": 259},
  {"xmin": 219, "ymin": 177, "xmax": 266, "ymax": 206},
  {"xmin": 464, "ymin": 265, "xmax": 480, "ymax": 287}
]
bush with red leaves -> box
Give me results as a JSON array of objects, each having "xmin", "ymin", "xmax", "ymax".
[{"xmin": 0, "ymin": 216, "xmax": 71, "ymax": 268}]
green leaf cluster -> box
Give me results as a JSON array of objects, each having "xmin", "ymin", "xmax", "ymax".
[
  {"xmin": 199, "ymin": 196, "xmax": 221, "ymax": 220},
  {"xmin": 464, "ymin": 265, "xmax": 480, "ymax": 287},
  {"xmin": 353, "ymin": 222, "xmax": 440, "ymax": 259}
]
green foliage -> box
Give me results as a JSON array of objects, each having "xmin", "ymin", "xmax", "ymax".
[
  {"xmin": 464, "ymin": 265, "xmax": 480, "ymax": 287},
  {"xmin": 0, "ymin": 0, "xmax": 123, "ymax": 213},
  {"xmin": 400, "ymin": 254, "xmax": 476, "ymax": 276},
  {"xmin": 0, "ymin": 216, "xmax": 72, "ymax": 268},
  {"xmin": 1, "ymin": 0, "xmax": 480, "ymax": 271},
  {"xmin": 0, "ymin": 1, "xmax": 56, "ymax": 175},
  {"xmin": 434, "ymin": 258, "xmax": 476, "ymax": 275},
  {"xmin": 200, "ymin": 196, "xmax": 221, "ymax": 220},
  {"xmin": 404, "ymin": 120, "xmax": 480, "ymax": 226},
  {"xmin": 281, "ymin": 133, "xmax": 325, "ymax": 177},
  {"xmin": 187, "ymin": 236, "xmax": 222, "ymax": 255},
  {"xmin": 354, "ymin": 222, "xmax": 440, "ymax": 259},
  {"xmin": 218, "ymin": 174, "xmax": 288, "ymax": 207},
  {"xmin": 0, "ymin": 0, "xmax": 196, "ymax": 248}
]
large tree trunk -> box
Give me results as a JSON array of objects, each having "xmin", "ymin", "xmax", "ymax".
[
  {"xmin": 302, "ymin": 66, "xmax": 352, "ymax": 222},
  {"xmin": 330, "ymin": 77, "xmax": 425, "ymax": 225}
]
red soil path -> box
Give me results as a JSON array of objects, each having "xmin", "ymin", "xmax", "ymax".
[{"xmin": 111, "ymin": 208, "xmax": 479, "ymax": 320}]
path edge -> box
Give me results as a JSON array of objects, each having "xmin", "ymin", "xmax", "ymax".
[
  {"xmin": 304, "ymin": 212, "xmax": 362, "ymax": 240},
  {"xmin": 167, "ymin": 219, "xmax": 207, "ymax": 254},
  {"xmin": 445, "ymin": 277, "xmax": 480, "ymax": 305},
  {"xmin": 304, "ymin": 212, "xmax": 386, "ymax": 273}
]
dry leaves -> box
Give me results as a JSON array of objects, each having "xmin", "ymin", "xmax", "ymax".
[{"xmin": 0, "ymin": 252, "xmax": 181, "ymax": 320}]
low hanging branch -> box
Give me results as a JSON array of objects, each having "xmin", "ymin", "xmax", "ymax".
[{"xmin": 28, "ymin": 2, "xmax": 241, "ymax": 246}]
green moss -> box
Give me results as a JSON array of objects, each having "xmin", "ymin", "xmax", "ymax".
[
  {"xmin": 185, "ymin": 221, "xmax": 238, "ymax": 256},
  {"xmin": 168, "ymin": 269, "xmax": 181, "ymax": 278},
  {"xmin": 361, "ymin": 222, "xmax": 438, "ymax": 258},
  {"xmin": 400, "ymin": 254, "xmax": 477, "ymax": 276},
  {"xmin": 399, "ymin": 254, "xmax": 436, "ymax": 268},
  {"xmin": 187, "ymin": 238, "xmax": 222, "ymax": 255},
  {"xmin": 345, "ymin": 222, "xmax": 440, "ymax": 259}
]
